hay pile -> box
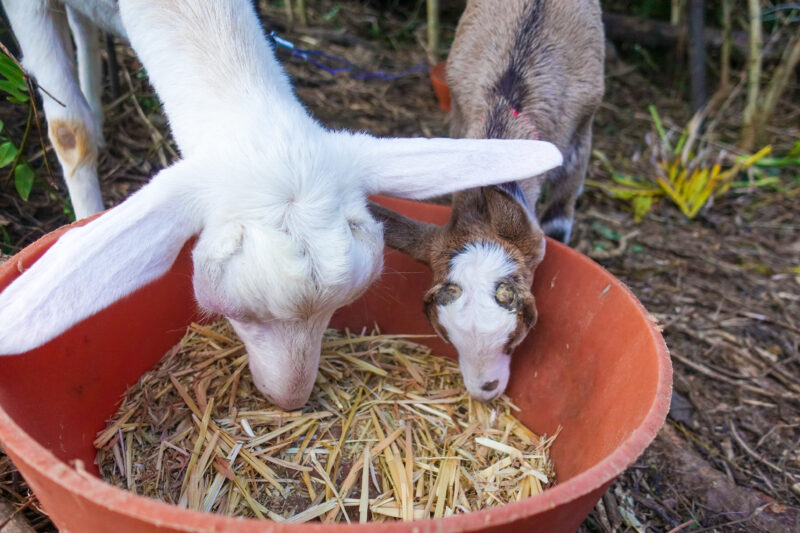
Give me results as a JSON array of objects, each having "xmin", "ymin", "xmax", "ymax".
[{"xmin": 95, "ymin": 320, "xmax": 557, "ymax": 523}]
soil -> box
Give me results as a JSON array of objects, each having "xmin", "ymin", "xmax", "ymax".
[{"xmin": 0, "ymin": 1, "xmax": 798, "ymax": 531}]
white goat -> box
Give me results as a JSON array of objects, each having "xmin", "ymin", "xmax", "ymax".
[
  {"xmin": 0, "ymin": 0, "xmax": 563, "ymax": 410},
  {"xmin": 2, "ymin": 0, "xmax": 126, "ymax": 218},
  {"xmin": 370, "ymin": 0, "xmax": 604, "ymax": 402}
]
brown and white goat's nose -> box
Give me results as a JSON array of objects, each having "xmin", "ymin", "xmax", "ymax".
[{"xmin": 459, "ymin": 352, "xmax": 511, "ymax": 403}]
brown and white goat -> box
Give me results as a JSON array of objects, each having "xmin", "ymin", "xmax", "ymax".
[{"xmin": 370, "ymin": 0, "xmax": 605, "ymax": 401}]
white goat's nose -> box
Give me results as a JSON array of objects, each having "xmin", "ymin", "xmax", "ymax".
[
  {"xmin": 230, "ymin": 318, "xmax": 326, "ymax": 410},
  {"xmin": 481, "ymin": 379, "xmax": 500, "ymax": 392},
  {"xmin": 250, "ymin": 362, "xmax": 317, "ymax": 411}
]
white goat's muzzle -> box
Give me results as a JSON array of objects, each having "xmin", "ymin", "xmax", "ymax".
[{"xmin": 230, "ymin": 318, "xmax": 325, "ymax": 410}]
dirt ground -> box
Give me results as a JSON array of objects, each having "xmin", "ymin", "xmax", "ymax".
[{"xmin": 0, "ymin": 1, "xmax": 799, "ymax": 531}]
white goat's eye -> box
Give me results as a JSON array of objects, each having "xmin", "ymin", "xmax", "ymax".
[
  {"xmin": 495, "ymin": 282, "xmax": 517, "ymax": 309},
  {"xmin": 437, "ymin": 283, "xmax": 462, "ymax": 305}
]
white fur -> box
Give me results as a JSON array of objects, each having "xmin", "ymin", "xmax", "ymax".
[
  {"xmin": 362, "ymin": 137, "xmax": 563, "ymax": 199},
  {"xmin": 0, "ymin": 162, "xmax": 201, "ymax": 354},
  {"xmin": 63, "ymin": 0, "xmax": 126, "ymax": 38},
  {"xmin": 0, "ymin": 0, "xmax": 564, "ymax": 410},
  {"xmin": 66, "ymin": 6, "xmax": 104, "ymax": 140},
  {"xmin": 542, "ymin": 216, "xmax": 574, "ymax": 243},
  {"xmin": 437, "ymin": 242, "xmax": 518, "ymax": 401}
]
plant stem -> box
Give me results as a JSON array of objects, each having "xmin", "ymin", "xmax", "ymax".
[
  {"xmin": 427, "ymin": 0, "xmax": 440, "ymax": 64},
  {"xmin": 670, "ymin": 0, "xmax": 685, "ymax": 25},
  {"xmin": 284, "ymin": 0, "xmax": 293, "ymax": 24},
  {"xmin": 754, "ymin": 30, "xmax": 800, "ymax": 145},
  {"xmin": 3, "ymin": 102, "xmax": 32, "ymax": 186},
  {"xmin": 296, "ymin": 0, "xmax": 307, "ymax": 26},
  {"xmin": 741, "ymin": 0, "xmax": 763, "ymax": 150}
]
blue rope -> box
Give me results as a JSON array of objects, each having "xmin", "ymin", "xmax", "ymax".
[
  {"xmin": 268, "ymin": 31, "xmax": 428, "ymax": 81},
  {"xmin": 762, "ymin": 4, "xmax": 800, "ymax": 22}
]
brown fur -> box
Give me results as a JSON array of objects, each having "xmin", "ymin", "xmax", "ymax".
[{"xmin": 371, "ymin": 0, "xmax": 604, "ymax": 362}]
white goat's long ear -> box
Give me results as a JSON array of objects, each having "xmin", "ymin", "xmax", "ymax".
[
  {"xmin": 360, "ymin": 137, "xmax": 563, "ymax": 199},
  {"xmin": 0, "ymin": 162, "xmax": 202, "ymax": 355}
]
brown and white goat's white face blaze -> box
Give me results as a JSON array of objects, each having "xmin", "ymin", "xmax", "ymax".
[{"xmin": 424, "ymin": 239, "xmax": 538, "ymax": 402}]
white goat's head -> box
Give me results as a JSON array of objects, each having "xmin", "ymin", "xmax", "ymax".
[{"xmin": 0, "ymin": 0, "xmax": 563, "ymax": 409}]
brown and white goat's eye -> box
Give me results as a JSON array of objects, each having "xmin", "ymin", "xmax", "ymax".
[
  {"xmin": 437, "ymin": 283, "xmax": 462, "ymax": 305},
  {"xmin": 495, "ymin": 282, "xmax": 516, "ymax": 308}
]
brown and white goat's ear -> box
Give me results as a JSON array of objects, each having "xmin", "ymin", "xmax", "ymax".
[
  {"xmin": 359, "ymin": 136, "xmax": 563, "ymax": 199},
  {"xmin": 0, "ymin": 162, "xmax": 202, "ymax": 355},
  {"xmin": 482, "ymin": 185, "xmax": 543, "ymax": 261},
  {"xmin": 367, "ymin": 201, "xmax": 437, "ymax": 264}
]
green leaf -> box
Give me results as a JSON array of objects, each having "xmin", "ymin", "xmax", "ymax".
[
  {"xmin": 8, "ymin": 94, "xmax": 28, "ymax": 104},
  {"xmin": 0, "ymin": 53, "xmax": 25, "ymax": 88},
  {"xmin": 632, "ymin": 195, "xmax": 655, "ymax": 222},
  {"xmin": 0, "ymin": 141, "xmax": 17, "ymax": 167},
  {"xmin": 591, "ymin": 221, "xmax": 621, "ymax": 242},
  {"xmin": 0, "ymin": 226, "xmax": 10, "ymax": 255},
  {"xmin": 59, "ymin": 194, "xmax": 75, "ymax": 222},
  {"xmin": 0, "ymin": 79, "xmax": 28, "ymax": 103},
  {"xmin": 0, "ymin": 119, "xmax": 4, "ymax": 134},
  {"xmin": 648, "ymin": 105, "xmax": 672, "ymax": 153},
  {"xmin": 610, "ymin": 173, "xmax": 658, "ymax": 190},
  {"xmin": 14, "ymin": 162, "xmax": 34, "ymax": 201},
  {"xmin": 324, "ymin": 6, "xmax": 341, "ymax": 20}
]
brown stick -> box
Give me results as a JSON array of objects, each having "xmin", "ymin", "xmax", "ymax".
[{"xmin": 0, "ymin": 496, "xmax": 37, "ymax": 533}]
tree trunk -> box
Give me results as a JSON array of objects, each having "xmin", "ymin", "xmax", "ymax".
[
  {"xmin": 688, "ymin": 0, "xmax": 707, "ymax": 112},
  {"xmin": 720, "ymin": 0, "xmax": 732, "ymax": 90}
]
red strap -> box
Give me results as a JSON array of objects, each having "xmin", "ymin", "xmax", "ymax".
[{"xmin": 509, "ymin": 108, "xmax": 539, "ymax": 140}]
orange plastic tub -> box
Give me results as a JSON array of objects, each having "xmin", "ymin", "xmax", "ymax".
[
  {"xmin": 0, "ymin": 197, "xmax": 671, "ymax": 532},
  {"xmin": 429, "ymin": 61, "xmax": 451, "ymax": 112}
]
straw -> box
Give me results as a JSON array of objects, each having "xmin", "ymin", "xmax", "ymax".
[{"xmin": 96, "ymin": 319, "xmax": 557, "ymax": 521}]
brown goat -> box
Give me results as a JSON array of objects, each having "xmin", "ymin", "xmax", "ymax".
[{"xmin": 370, "ymin": 0, "xmax": 605, "ymax": 401}]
